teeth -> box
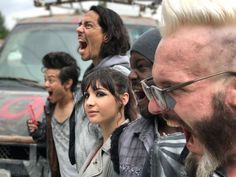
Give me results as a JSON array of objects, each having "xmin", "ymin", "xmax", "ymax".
[{"xmin": 165, "ymin": 119, "xmax": 180, "ymax": 128}]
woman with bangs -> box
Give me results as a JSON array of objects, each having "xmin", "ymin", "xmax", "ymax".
[{"xmin": 78, "ymin": 68, "xmax": 137, "ymax": 177}]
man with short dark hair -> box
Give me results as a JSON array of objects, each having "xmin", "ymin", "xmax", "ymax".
[{"xmin": 27, "ymin": 51, "xmax": 80, "ymax": 177}]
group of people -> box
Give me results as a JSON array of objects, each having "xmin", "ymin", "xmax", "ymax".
[{"xmin": 27, "ymin": 0, "xmax": 236, "ymax": 177}]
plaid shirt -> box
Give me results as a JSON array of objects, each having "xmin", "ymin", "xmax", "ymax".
[
  {"xmin": 118, "ymin": 117, "xmax": 155, "ymax": 177},
  {"xmin": 118, "ymin": 117, "xmax": 186, "ymax": 177}
]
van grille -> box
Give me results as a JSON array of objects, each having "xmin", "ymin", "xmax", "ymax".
[{"xmin": 0, "ymin": 144, "xmax": 30, "ymax": 160}]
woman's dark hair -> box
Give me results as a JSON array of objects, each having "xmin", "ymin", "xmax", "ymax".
[
  {"xmin": 81, "ymin": 68, "xmax": 137, "ymax": 121},
  {"xmin": 42, "ymin": 51, "xmax": 80, "ymax": 91},
  {"xmin": 90, "ymin": 5, "xmax": 130, "ymax": 59}
]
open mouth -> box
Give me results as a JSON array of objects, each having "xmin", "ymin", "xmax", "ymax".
[
  {"xmin": 183, "ymin": 128, "xmax": 191, "ymax": 143},
  {"xmin": 165, "ymin": 119, "xmax": 181, "ymax": 128},
  {"xmin": 183, "ymin": 128, "xmax": 197, "ymax": 154},
  {"xmin": 79, "ymin": 41, "xmax": 87, "ymax": 50},
  {"xmin": 48, "ymin": 91, "xmax": 53, "ymax": 96},
  {"xmin": 162, "ymin": 113, "xmax": 181, "ymax": 128},
  {"xmin": 47, "ymin": 91, "xmax": 53, "ymax": 100},
  {"xmin": 179, "ymin": 122, "xmax": 197, "ymax": 153}
]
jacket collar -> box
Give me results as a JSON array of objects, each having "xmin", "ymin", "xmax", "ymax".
[
  {"xmin": 84, "ymin": 55, "xmax": 129, "ymax": 77},
  {"xmin": 79, "ymin": 138, "xmax": 110, "ymax": 177}
]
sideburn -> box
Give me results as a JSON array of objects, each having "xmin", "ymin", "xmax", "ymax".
[{"xmin": 194, "ymin": 93, "xmax": 236, "ymax": 164}]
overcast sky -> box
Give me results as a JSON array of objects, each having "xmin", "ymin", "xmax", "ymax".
[{"xmin": 0, "ymin": 0, "xmax": 37, "ymax": 29}]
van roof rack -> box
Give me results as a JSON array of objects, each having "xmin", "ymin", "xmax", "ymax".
[{"xmin": 33, "ymin": 0, "xmax": 162, "ymax": 15}]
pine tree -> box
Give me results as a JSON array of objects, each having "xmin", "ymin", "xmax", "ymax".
[{"xmin": 0, "ymin": 12, "xmax": 9, "ymax": 39}]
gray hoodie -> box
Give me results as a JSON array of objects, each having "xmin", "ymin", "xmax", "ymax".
[
  {"xmin": 84, "ymin": 55, "xmax": 130, "ymax": 77},
  {"xmin": 69, "ymin": 54, "xmax": 130, "ymax": 172}
]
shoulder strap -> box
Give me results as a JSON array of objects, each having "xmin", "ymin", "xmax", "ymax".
[
  {"xmin": 69, "ymin": 106, "xmax": 76, "ymax": 165},
  {"xmin": 110, "ymin": 123, "xmax": 128, "ymax": 174}
]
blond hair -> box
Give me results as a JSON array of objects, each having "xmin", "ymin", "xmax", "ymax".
[{"xmin": 160, "ymin": 0, "xmax": 236, "ymax": 36}]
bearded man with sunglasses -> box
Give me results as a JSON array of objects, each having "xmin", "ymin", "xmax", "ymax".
[{"xmin": 143, "ymin": 0, "xmax": 236, "ymax": 176}]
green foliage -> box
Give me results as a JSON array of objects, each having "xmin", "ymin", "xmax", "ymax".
[{"xmin": 0, "ymin": 12, "xmax": 9, "ymax": 39}]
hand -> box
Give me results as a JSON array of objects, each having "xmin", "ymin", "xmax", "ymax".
[{"xmin": 27, "ymin": 119, "xmax": 38, "ymax": 133}]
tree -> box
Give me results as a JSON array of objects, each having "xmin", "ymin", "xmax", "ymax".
[{"xmin": 0, "ymin": 12, "xmax": 9, "ymax": 39}]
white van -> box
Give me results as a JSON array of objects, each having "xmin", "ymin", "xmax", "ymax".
[{"xmin": 0, "ymin": 12, "xmax": 157, "ymax": 177}]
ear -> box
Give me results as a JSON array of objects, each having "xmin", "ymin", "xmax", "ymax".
[
  {"xmin": 64, "ymin": 79, "xmax": 73, "ymax": 91},
  {"xmin": 121, "ymin": 92, "xmax": 129, "ymax": 106},
  {"xmin": 225, "ymin": 79, "xmax": 236, "ymax": 108},
  {"xmin": 103, "ymin": 33, "xmax": 110, "ymax": 43}
]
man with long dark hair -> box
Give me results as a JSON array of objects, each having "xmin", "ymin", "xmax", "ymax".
[{"xmin": 69, "ymin": 5, "xmax": 131, "ymax": 172}]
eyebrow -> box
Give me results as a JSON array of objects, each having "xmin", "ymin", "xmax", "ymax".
[
  {"xmin": 84, "ymin": 19, "xmax": 94, "ymax": 24},
  {"xmin": 153, "ymin": 77, "xmax": 179, "ymax": 88},
  {"xmin": 78, "ymin": 19, "xmax": 91, "ymax": 24},
  {"xmin": 95, "ymin": 87, "xmax": 107, "ymax": 91},
  {"xmin": 45, "ymin": 75, "xmax": 57, "ymax": 78},
  {"xmin": 87, "ymin": 85, "xmax": 105, "ymax": 91}
]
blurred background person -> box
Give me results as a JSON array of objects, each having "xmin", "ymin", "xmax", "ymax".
[{"xmin": 27, "ymin": 51, "xmax": 80, "ymax": 177}]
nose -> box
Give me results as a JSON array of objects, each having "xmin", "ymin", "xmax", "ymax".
[
  {"xmin": 44, "ymin": 80, "xmax": 50, "ymax": 88},
  {"xmin": 85, "ymin": 95, "xmax": 95, "ymax": 107},
  {"xmin": 76, "ymin": 25, "xmax": 84, "ymax": 33},
  {"xmin": 148, "ymin": 98, "xmax": 163, "ymax": 115},
  {"xmin": 128, "ymin": 70, "xmax": 138, "ymax": 81}
]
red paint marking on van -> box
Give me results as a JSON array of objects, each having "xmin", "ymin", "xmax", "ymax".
[{"xmin": 0, "ymin": 96, "xmax": 45, "ymax": 120}]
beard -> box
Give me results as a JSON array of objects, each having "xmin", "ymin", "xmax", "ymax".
[
  {"xmin": 185, "ymin": 151, "xmax": 219, "ymax": 177},
  {"xmin": 139, "ymin": 103, "xmax": 157, "ymax": 119},
  {"xmin": 138, "ymin": 99, "xmax": 169, "ymax": 128},
  {"xmin": 193, "ymin": 92, "xmax": 236, "ymax": 169},
  {"xmin": 185, "ymin": 152, "xmax": 198, "ymax": 177},
  {"xmin": 196, "ymin": 150, "xmax": 219, "ymax": 177}
]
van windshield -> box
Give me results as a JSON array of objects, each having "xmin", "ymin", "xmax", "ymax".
[
  {"xmin": 0, "ymin": 23, "xmax": 153, "ymax": 83},
  {"xmin": 0, "ymin": 23, "xmax": 90, "ymax": 83}
]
